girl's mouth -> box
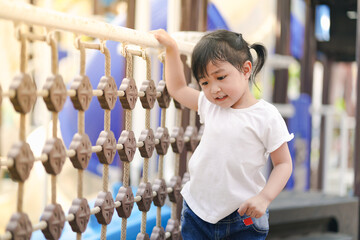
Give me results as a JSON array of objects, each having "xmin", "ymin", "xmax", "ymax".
[{"xmin": 215, "ymin": 95, "xmax": 227, "ymax": 101}]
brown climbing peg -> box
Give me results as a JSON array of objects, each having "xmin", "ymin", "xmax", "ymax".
[
  {"xmin": 170, "ymin": 127, "xmax": 184, "ymax": 154},
  {"xmin": 40, "ymin": 203, "xmax": 66, "ymax": 240},
  {"xmin": 184, "ymin": 126, "xmax": 198, "ymax": 152},
  {"xmin": 6, "ymin": 212, "xmax": 32, "ymax": 240},
  {"xmin": 96, "ymin": 130, "xmax": 117, "ymax": 164},
  {"xmin": 136, "ymin": 233, "xmax": 150, "ymax": 240},
  {"xmin": 165, "ymin": 219, "xmax": 181, "ymax": 240},
  {"xmin": 115, "ymin": 186, "xmax": 134, "ymax": 218},
  {"xmin": 173, "ymin": 99, "xmax": 183, "ymax": 110},
  {"xmin": 155, "ymin": 127, "xmax": 170, "ymax": 155},
  {"xmin": 10, "ymin": 73, "xmax": 37, "ymax": 114},
  {"xmin": 182, "ymin": 172, "xmax": 190, "ymax": 186},
  {"xmin": 69, "ymin": 133, "xmax": 92, "ymax": 170},
  {"xmin": 156, "ymin": 80, "xmax": 171, "ymax": 109},
  {"xmin": 70, "ymin": 75, "xmax": 93, "ymax": 111},
  {"xmin": 119, "ymin": 77, "xmax": 138, "ymax": 110},
  {"xmin": 43, "ymin": 74, "xmax": 67, "ymax": 112},
  {"xmin": 139, "ymin": 80, "xmax": 157, "ymax": 109},
  {"xmin": 150, "ymin": 226, "xmax": 165, "ymax": 240},
  {"xmin": 97, "ymin": 76, "xmax": 117, "ymax": 110},
  {"xmin": 68, "ymin": 198, "xmax": 90, "ymax": 233},
  {"xmin": 94, "ymin": 191, "xmax": 115, "ymax": 225},
  {"xmin": 7, "ymin": 141, "xmax": 34, "ymax": 182},
  {"xmin": 136, "ymin": 182, "xmax": 153, "ymax": 212},
  {"xmin": 168, "ymin": 176, "xmax": 182, "ymax": 203},
  {"xmin": 42, "ymin": 137, "xmax": 66, "ymax": 175},
  {"xmin": 152, "ymin": 178, "xmax": 167, "ymax": 207},
  {"xmin": 138, "ymin": 129, "xmax": 155, "ymax": 158},
  {"xmin": 117, "ymin": 130, "xmax": 136, "ymax": 162}
]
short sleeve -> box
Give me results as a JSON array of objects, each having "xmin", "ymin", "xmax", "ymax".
[
  {"xmin": 197, "ymin": 92, "xmax": 206, "ymax": 124},
  {"xmin": 263, "ymin": 107, "xmax": 294, "ymax": 157}
]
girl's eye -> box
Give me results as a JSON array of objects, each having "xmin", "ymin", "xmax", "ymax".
[
  {"xmin": 201, "ymin": 82, "xmax": 208, "ymax": 86},
  {"xmin": 217, "ymin": 76, "xmax": 226, "ymax": 80}
]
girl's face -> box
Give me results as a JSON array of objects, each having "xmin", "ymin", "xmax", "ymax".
[{"xmin": 198, "ymin": 60, "xmax": 254, "ymax": 109}]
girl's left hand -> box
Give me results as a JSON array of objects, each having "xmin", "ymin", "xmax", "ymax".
[{"xmin": 238, "ymin": 193, "xmax": 270, "ymax": 218}]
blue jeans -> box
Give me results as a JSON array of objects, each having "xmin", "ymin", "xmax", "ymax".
[{"xmin": 181, "ymin": 201, "xmax": 269, "ymax": 240}]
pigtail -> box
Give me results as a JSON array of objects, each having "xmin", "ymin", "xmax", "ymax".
[{"xmin": 250, "ymin": 43, "xmax": 267, "ymax": 78}]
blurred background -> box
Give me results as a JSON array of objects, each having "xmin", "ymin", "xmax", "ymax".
[{"xmin": 0, "ymin": 0, "xmax": 359, "ymax": 239}]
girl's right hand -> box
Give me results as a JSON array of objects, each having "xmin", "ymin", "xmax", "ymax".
[{"xmin": 151, "ymin": 29, "xmax": 178, "ymax": 50}]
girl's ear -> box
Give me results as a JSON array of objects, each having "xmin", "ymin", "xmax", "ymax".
[{"xmin": 242, "ymin": 61, "xmax": 252, "ymax": 78}]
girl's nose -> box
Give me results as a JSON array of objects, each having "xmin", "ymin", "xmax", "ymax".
[{"xmin": 211, "ymin": 84, "xmax": 221, "ymax": 94}]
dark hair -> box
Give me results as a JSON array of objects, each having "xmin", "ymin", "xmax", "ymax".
[{"xmin": 191, "ymin": 29, "xmax": 267, "ymax": 85}]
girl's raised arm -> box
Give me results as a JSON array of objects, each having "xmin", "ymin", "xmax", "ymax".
[{"xmin": 153, "ymin": 29, "xmax": 200, "ymax": 111}]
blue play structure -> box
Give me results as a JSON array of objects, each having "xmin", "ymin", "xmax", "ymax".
[{"xmin": 41, "ymin": 0, "xmax": 230, "ymax": 239}]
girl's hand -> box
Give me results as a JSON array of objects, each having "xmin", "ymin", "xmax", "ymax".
[
  {"xmin": 151, "ymin": 29, "xmax": 177, "ymax": 50},
  {"xmin": 238, "ymin": 193, "xmax": 270, "ymax": 219}
]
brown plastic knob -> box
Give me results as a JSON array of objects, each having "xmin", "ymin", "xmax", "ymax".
[
  {"xmin": 43, "ymin": 74, "xmax": 67, "ymax": 112},
  {"xmin": 138, "ymin": 129, "xmax": 155, "ymax": 158},
  {"xmin": 97, "ymin": 76, "xmax": 117, "ymax": 110},
  {"xmin": 139, "ymin": 80, "xmax": 156, "ymax": 109},
  {"xmin": 155, "ymin": 127, "xmax": 170, "ymax": 155},
  {"xmin": 70, "ymin": 75, "xmax": 93, "ymax": 111},
  {"xmin": 119, "ymin": 77, "xmax": 138, "ymax": 110},
  {"xmin": 69, "ymin": 133, "xmax": 92, "ymax": 170},
  {"xmin": 184, "ymin": 126, "xmax": 198, "ymax": 152},
  {"xmin": 173, "ymin": 99, "xmax": 183, "ymax": 110},
  {"xmin": 7, "ymin": 141, "xmax": 34, "ymax": 182},
  {"xmin": 40, "ymin": 203, "xmax": 65, "ymax": 240},
  {"xmin": 117, "ymin": 130, "xmax": 136, "ymax": 162},
  {"xmin": 68, "ymin": 198, "xmax": 90, "ymax": 233},
  {"xmin": 136, "ymin": 233, "xmax": 150, "ymax": 240},
  {"xmin": 168, "ymin": 176, "xmax": 182, "ymax": 203},
  {"xmin": 136, "ymin": 182, "xmax": 153, "ymax": 212},
  {"xmin": 42, "ymin": 138, "xmax": 66, "ymax": 175},
  {"xmin": 150, "ymin": 226, "xmax": 165, "ymax": 240},
  {"xmin": 6, "ymin": 212, "xmax": 32, "ymax": 240},
  {"xmin": 96, "ymin": 131, "xmax": 117, "ymax": 164},
  {"xmin": 165, "ymin": 219, "xmax": 181, "ymax": 240},
  {"xmin": 156, "ymin": 80, "xmax": 171, "ymax": 109},
  {"xmin": 10, "ymin": 73, "xmax": 37, "ymax": 113},
  {"xmin": 170, "ymin": 127, "xmax": 184, "ymax": 154},
  {"xmin": 115, "ymin": 186, "xmax": 134, "ymax": 219},
  {"xmin": 94, "ymin": 191, "xmax": 114, "ymax": 225},
  {"xmin": 182, "ymin": 172, "xmax": 190, "ymax": 186},
  {"xmin": 152, "ymin": 178, "xmax": 167, "ymax": 207}
]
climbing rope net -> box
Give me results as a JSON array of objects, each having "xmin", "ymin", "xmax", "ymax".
[{"xmin": 0, "ymin": 2, "xmax": 200, "ymax": 240}]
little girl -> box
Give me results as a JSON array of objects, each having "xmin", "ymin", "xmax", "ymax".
[{"xmin": 153, "ymin": 29, "xmax": 293, "ymax": 239}]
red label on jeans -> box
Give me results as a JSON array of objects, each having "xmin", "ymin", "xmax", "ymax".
[{"xmin": 243, "ymin": 217, "xmax": 253, "ymax": 226}]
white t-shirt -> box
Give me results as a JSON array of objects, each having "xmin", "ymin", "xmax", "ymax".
[{"xmin": 181, "ymin": 92, "xmax": 294, "ymax": 224}]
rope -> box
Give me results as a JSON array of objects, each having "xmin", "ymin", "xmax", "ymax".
[
  {"xmin": 79, "ymin": 41, "xmax": 86, "ymax": 76},
  {"xmin": 77, "ymin": 170, "xmax": 83, "ymax": 199},
  {"xmin": 17, "ymin": 182, "xmax": 24, "ymax": 212},
  {"xmin": 103, "ymin": 164, "xmax": 109, "ymax": 192},
  {"xmin": 19, "ymin": 114, "xmax": 26, "ymax": 141},
  {"xmin": 78, "ymin": 111, "xmax": 85, "ymax": 135},
  {"xmin": 20, "ymin": 33, "xmax": 27, "ymax": 73},
  {"xmin": 156, "ymin": 207, "xmax": 161, "ymax": 227},
  {"xmin": 104, "ymin": 110, "xmax": 111, "ymax": 131},
  {"xmin": 51, "ymin": 175, "xmax": 56, "ymax": 204},
  {"xmin": 103, "ymin": 46, "xmax": 111, "ymax": 77},
  {"xmin": 52, "ymin": 112, "xmax": 58, "ymax": 138},
  {"xmin": 101, "ymin": 225, "xmax": 107, "ymax": 240},
  {"xmin": 48, "ymin": 33, "xmax": 58, "ymax": 75},
  {"xmin": 121, "ymin": 219, "xmax": 127, "ymax": 240}
]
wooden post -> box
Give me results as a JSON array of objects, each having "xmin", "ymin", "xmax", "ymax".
[
  {"xmin": 178, "ymin": 0, "xmax": 208, "ymax": 220},
  {"xmin": 273, "ymin": 0, "xmax": 291, "ymax": 104}
]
